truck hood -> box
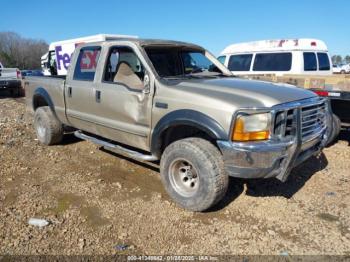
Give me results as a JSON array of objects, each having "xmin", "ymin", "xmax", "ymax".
[{"xmin": 173, "ymin": 77, "xmax": 317, "ymax": 108}]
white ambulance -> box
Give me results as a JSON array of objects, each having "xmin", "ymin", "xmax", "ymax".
[
  {"xmin": 41, "ymin": 34, "xmax": 138, "ymax": 76},
  {"xmin": 218, "ymin": 39, "xmax": 332, "ymax": 76}
]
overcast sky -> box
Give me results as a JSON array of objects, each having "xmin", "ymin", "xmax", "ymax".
[{"xmin": 1, "ymin": 0, "xmax": 349, "ymax": 56}]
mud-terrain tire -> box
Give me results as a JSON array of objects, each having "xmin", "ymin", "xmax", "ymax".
[
  {"xmin": 327, "ymin": 114, "xmax": 341, "ymax": 145},
  {"xmin": 34, "ymin": 106, "xmax": 63, "ymax": 145},
  {"xmin": 160, "ymin": 138, "xmax": 229, "ymax": 212}
]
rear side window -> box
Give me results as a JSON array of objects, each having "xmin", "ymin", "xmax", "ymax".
[
  {"xmin": 303, "ymin": 52, "xmax": 317, "ymax": 71},
  {"xmin": 217, "ymin": 56, "xmax": 226, "ymax": 65},
  {"xmin": 253, "ymin": 53, "xmax": 292, "ymax": 71},
  {"xmin": 73, "ymin": 46, "xmax": 101, "ymax": 81},
  {"xmin": 228, "ymin": 54, "xmax": 252, "ymax": 71},
  {"xmin": 317, "ymin": 52, "xmax": 330, "ymax": 70}
]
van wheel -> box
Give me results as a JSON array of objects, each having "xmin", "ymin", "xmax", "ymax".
[
  {"xmin": 34, "ymin": 106, "xmax": 63, "ymax": 145},
  {"xmin": 160, "ymin": 138, "xmax": 228, "ymax": 212}
]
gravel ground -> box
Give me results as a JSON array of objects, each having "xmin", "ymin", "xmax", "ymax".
[{"xmin": 0, "ymin": 94, "xmax": 349, "ymax": 256}]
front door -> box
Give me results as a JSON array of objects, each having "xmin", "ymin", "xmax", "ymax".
[{"xmin": 88, "ymin": 45, "xmax": 153, "ymax": 151}]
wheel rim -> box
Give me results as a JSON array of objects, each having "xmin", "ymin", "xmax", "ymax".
[
  {"xmin": 36, "ymin": 116, "xmax": 46, "ymax": 139},
  {"xmin": 169, "ymin": 158, "xmax": 199, "ymax": 197}
]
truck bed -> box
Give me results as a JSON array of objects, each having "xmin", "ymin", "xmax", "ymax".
[{"xmin": 24, "ymin": 75, "xmax": 67, "ymax": 120}]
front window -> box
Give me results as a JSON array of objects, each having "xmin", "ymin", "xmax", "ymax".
[
  {"xmin": 103, "ymin": 46, "xmax": 145, "ymax": 90},
  {"xmin": 253, "ymin": 53, "xmax": 292, "ymax": 71},
  {"xmin": 145, "ymin": 47, "xmax": 225, "ymax": 78},
  {"xmin": 228, "ymin": 54, "xmax": 253, "ymax": 71}
]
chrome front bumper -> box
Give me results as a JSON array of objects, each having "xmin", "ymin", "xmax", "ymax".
[{"xmin": 217, "ymin": 98, "xmax": 332, "ymax": 182}]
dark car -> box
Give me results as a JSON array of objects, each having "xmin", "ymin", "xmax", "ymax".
[{"xmin": 21, "ymin": 70, "xmax": 44, "ymax": 78}]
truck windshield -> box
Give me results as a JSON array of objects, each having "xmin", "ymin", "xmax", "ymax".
[{"xmin": 145, "ymin": 47, "xmax": 224, "ymax": 78}]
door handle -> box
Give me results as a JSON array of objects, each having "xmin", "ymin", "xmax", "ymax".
[
  {"xmin": 95, "ymin": 90, "xmax": 101, "ymax": 103},
  {"xmin": 67, "ymin": 86, "xmax": 72, "ymax": 97}
]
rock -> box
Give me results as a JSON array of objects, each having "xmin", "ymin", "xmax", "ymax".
[
  {"xmin": 113, "ymin": 182, "xmax": 122, "ymax": 189},
  {"xmin": 78, "ymin": 238, "xmax": 85, "ymax": 249},
  {"xmin": 267, "ymin": 229, "xmax": 276, "ymax": 236},
  {"xmin": 119, "ymin": 232, "xmax": 128, "ymax": 239},
  {"xmin": 28, "ymin": 218, "xmax": 50, "ymax": 228}
]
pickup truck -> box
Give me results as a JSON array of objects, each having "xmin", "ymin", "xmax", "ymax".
[
  {"xmin": 0, "ymin": 63, "xmax": 22, "ymax": 96},
  {"xmin": 25, "ymin": 38, "xmax": 332, "ymax": 211}
]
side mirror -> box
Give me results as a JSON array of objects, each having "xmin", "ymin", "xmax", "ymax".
[{"xmin": 143, "ymin": 73, "xmax": 150, "ymax": 94}]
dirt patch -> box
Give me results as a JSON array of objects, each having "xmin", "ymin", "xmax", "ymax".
[{"xmin": 0, "ymin": 96, "xmax": 349, "ymax": 255}]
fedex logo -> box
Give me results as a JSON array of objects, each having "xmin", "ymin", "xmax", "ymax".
[
  {"xmin": 55, "ymin": 45, "xmax": 71, "ymax": 70},
  {"xmin": 80, "ymin": 50, "xmax": 100, "ymax": 71},
  {"xmin": 55, "ymin": 42, "xmax": 84, "ymax": 75}
]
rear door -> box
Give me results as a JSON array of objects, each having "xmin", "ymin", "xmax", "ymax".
[{"xmin": 65, "ymin": 45, "xmax": 102, "ymax": 133}]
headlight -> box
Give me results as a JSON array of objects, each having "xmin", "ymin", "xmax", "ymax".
[{"xmin": 232, "ymin": 112, "xmax": 271, "ymax": 141}]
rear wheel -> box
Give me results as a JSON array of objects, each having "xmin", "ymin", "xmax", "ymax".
[
  {"xmin": 34, "ymin": 106, "xmax": 63, "ymax": 145},
  {"xmin": 160, "ymin": 138, "xmax": 228, "ymax": 212}
]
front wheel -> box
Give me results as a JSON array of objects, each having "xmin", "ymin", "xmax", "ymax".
[
  {"xmin": 326, "ymin": 114, "xmax": 341, "ymax": 146},
  {"xmin": 160, "ymin": 138, "xmax": 228, "ymax": 212}
]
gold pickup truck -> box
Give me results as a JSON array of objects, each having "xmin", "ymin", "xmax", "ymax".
[{"xmin": 25, "ymin": 38, "xmax": 333, "ymax": 211}]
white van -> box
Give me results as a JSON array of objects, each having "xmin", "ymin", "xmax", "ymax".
[
  {"xmin": 41, "ymin": 34, "xmax": 138, "ymax": 76},
  {"xmin": 218, "ymin": 39, "xmax": 332, "ymax": 76}
]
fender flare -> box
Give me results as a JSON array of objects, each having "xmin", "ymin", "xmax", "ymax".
[
  {"xmin": 32, "ymin": 87, "xmax": 55, "ymax": 113},
  {"xmin": 151, "ymin": 109, "xmax": 228, "ymax": 156}
]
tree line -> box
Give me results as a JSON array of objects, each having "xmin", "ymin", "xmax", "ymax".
[
  {"xmin": 0, "ymin": 32, "xmax": 48, "ymax": 69},
  {"xmin": 331, "ymin": 55, "xmax": 350, "ymax": 65},
  {"xmin": 1, "ymin": 31, "xmax": 349, "ymax": 69}
]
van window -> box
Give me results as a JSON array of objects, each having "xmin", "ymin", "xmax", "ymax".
[
  {"xmin": 228, "ymin": 54, "xmax": 252, "ymax": 71},
  {"xmin": 317, "ymin": 53, "xmax": 330, "ymax": 70},
  {"xmin": 303, "ymin": 52, "xmax": 317, "ymax": 71},
  {"xmin": 253, "ymin": 53, "xmax": 292, "ymax": 71},
  {"xmin": 217, "ymin": 56, "xmax": 226, "ymax": 65},
  {"xmin": 73, "ymin": 46, "xmax": 101, "ymax": 81}
]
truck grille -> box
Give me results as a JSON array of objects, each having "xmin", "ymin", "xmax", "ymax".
[
  {"xmin": 274, "ymin": 99, "xmax": 327, "ymax": 141},
  {"xmin": 301, "ymin": 102, "xmax": 327, "ymax": 140}
]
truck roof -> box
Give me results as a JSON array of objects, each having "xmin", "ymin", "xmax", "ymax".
[
  {"xmin": 221, "ymin": 38, "xmax": 328, "ymax": 54},
  {"xmin": 85, "ymin": 38, "xmax": 204, "ymax": 50}
]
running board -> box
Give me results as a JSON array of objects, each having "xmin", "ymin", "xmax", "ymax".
[{"xmin": 74, "ymin": 131, "xmax": 158, "ymax": 161}]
